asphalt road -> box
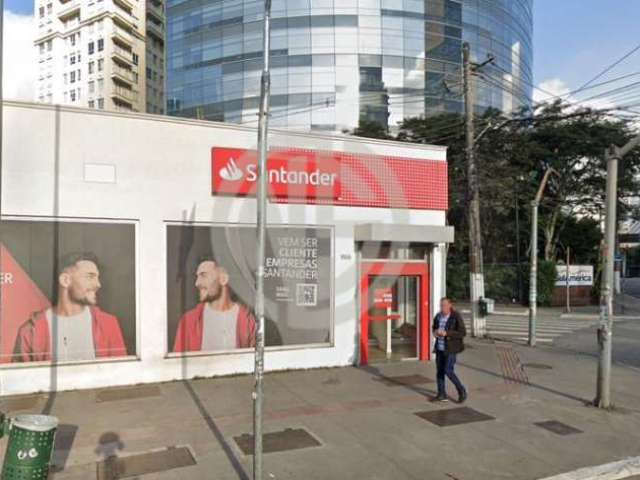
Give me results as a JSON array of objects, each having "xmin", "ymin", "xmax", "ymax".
[{"xmin": 555, "ymin": 276, "xmax": 640, "ymax": 370}]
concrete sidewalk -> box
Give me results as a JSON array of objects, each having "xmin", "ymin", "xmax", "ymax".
[{"xmin": 2, "ymin": 338, "xmax": 640, "ymax": 480}]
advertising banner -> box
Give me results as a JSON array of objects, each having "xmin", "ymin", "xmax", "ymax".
[
  {"xmin": 0, "ymin": 220, "xmax": 136, "ymax": 363},
  {"xmin": 555, "ymin": 265, "xmax": 594, "ymax": 286},
  {"xmin": 167, "ymin": 224, "xmax": 332, "ymax": 354}
]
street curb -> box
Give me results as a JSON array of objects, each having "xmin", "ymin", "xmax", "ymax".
[
  {"xmin": 560, "ymin": 314, "xmax": 640, "ymax": 320},
  {"xmin": 538, "ymin": 456, "xmax": 640, "ymax": 480},
  {"xmin": 460, "ymin": 308, "xmax": 529, "ymax": 317}
]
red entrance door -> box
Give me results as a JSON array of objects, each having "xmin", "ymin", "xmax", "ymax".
[{"xmin": 359, "ymin": 262, "xmax": 430, "ymax": 365}]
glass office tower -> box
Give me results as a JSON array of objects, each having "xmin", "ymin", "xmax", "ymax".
[{"xmin": 166, "ymin": 0, "xmax": 532, "ymax": 132}]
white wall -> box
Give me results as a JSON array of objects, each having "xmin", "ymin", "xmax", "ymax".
[{"xmin": 0, "ymin": 102, "xmax": 448, "ymax": 395}]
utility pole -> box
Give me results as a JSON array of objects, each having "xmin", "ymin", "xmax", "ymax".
[
  {"xmin": 596, "ymin": 133, "xmax": 640, "ymax": 409},
  {"xmin": 253, "ymin": 0, "xmax": 272, "ymax": 476},
  {"xmin": 463, "ymin": 42, "xmax": 489, "ymax": 337},
  {"xmin": 528, "ymin": 168, "xmax": 556, "ymax": 347}
]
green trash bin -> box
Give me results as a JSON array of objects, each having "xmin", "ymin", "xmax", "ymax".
[{"xmin": 1, "ymin": 414, "xmax": 58, "ymax": 480}]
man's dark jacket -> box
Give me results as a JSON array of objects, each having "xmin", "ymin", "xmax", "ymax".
[{"xmin": 432, "ymin": 309, "xmax": 466, "ymax": 354}]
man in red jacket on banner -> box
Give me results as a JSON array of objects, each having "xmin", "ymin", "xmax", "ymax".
[
  {"xmin": 173, "ymin": 258, "xmax": 256, "ymax": 352},
  {"xmin": 14, "ymin": 252, "xmax": 127, "ymax": 362}
]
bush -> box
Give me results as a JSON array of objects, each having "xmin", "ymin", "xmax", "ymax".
[
  {"xmin": 447, "ymin": 261, "xmax": 557, "ymax": 306},
  {"xmin": 537, "ymin": 260, "xmax": 558, "ymax": 307}
]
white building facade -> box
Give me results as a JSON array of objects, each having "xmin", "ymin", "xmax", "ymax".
[{"xmin": 0, "ymin": 101, "xmax": 452, "ymax": 395}]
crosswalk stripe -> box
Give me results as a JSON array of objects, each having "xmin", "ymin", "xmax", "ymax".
[{"xmin": 488, "ymin": 330, "xmax": 559, "ymax": 337}]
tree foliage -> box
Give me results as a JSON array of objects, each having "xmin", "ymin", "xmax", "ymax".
[{"xmin": 350, "ymin": 101, "xmax": 640, "ymax": 274}]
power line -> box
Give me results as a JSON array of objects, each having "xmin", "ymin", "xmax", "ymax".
[{"xmin": 575, "ymin": 43, "xmax": 640, "ymax": 92}]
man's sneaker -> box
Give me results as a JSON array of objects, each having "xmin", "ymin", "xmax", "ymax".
[
  {"xmin": 431, "ymin": 394, "xmax": 448, "ymax": 403},
  {"xmin": 458, "ymin": 390, "xmax": 467, "ymax": 404}
]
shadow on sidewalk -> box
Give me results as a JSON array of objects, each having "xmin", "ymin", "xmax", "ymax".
[
  {"xmin": 359, "ymin": 364, "xmax": 438, "ymax": 401},
  {"xmin": 458, "ymin": 361, "xmax": 592, "ymax": 405},
  {"xmin": 182, "ymin": 381, "xmax": 250, "ymax": 480}
]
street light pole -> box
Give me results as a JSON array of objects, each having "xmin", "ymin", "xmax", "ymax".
[
  {"xmin": 253, "ymin": 0, "xmax": 272, "ymax": 476},
  {"xmin": 596, "ymin": 146, "xmax": 618, "ymax": 409},
  {"xmin": 528, "ymin": 168, "xmax": 556, "ymax": 347},
  {"xmin": 595, "ymin": 132, "xmax": 640, "ymax": 408},
  {"xmin": 566, "ymin": 246, "xmax": 570, "ymax": 314}
]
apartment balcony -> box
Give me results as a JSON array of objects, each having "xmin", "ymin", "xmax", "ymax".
[
  {"xmin": 114, "ymin": 0, "xmax": 134, "ymax": 14},
  {"xmin": 113, "ymin": 10, "xmax": 136, "ymax": 31},
  {"xmin": 112, "ymin": 26, "xmax": 133, "ymax": 48},
  {"xmin": 146, "ymin": 20, "xmax": 164, "ymax": 40},
  {"xmin": 58, "ymin": 0, "xmax": 80, "ymax": 21},
  {"xmin": 111, "ymin": 66, "xmax": 135, "ymax": 86},
  {"xmin": 112, "ymin": 85, "xmax": 139, "ymax": 105},
  {"xmin": 147, "ymin": 2, "xmax": 164, "ymax": 22},
  {"xmin": 112, "ymin": 46, "xmax": 134, "ymax": 66}
]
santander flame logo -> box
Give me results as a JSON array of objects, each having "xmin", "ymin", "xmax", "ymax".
[{"xmin": 218, "ymin": 157, "xmax": 244, "ymax": 181}]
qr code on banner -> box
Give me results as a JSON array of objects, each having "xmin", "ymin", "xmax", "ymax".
[{"xmin": 296, "ymin": 283, "xmax": 318, "ymax": 307}]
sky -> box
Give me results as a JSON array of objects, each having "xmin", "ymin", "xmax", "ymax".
[
  {"xmin": 3, "ymin": 1, "xmax": 640, "ymax": 105},
  {"xmin": 533, "ymin": 0, "xmax": 640, "ymax": 106}
]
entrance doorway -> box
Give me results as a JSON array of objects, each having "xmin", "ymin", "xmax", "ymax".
[{"xmin": 359, "ymin": 262, "xmax": 430, "ymax": 365}]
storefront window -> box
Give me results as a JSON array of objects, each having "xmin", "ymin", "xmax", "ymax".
[{"xmin": 167, "ymin": 225, "xmax": 333, "ymax": 354}]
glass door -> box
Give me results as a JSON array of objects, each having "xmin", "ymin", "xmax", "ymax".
[{"xmin": 359, "ymin": 262, "xmax": 429, "ymax": 365}]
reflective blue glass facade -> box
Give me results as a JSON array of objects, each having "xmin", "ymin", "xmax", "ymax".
[{"xmin": 166, "ymin": 0, "xmax": 532, "ymax": 131}]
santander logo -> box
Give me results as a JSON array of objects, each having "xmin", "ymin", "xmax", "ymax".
[
  {"xmin": 219, "ymin": 157, "xmax": 244, "ymax": 181},
  {"xmin": 212, "ymin": 147, "xmax": 342, "ymax": 200}
]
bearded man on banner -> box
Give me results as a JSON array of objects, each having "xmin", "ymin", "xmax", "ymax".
[{"xmin": 14, "ymin": 252, "xmax": 127, "ymax": 362}]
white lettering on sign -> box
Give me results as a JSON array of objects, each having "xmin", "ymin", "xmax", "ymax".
[
  {"xmin": 0, "ymin": 272, "xmax": 14, "ymax": 284},
  {"xmin": 556, "ymin": 265, "xmax": 594, "ymax": 286},
  {"xmin": 244, "ymin": 164, "xmax": 337, "ymax": 186}
]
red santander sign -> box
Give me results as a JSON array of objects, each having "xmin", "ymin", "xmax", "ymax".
[{"xmin": 212, "ymin": 147, "xmax": 341, "ymax": 200}]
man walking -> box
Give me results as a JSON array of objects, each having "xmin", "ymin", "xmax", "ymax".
[{"xmin": 431, "ymin": 297, "xmax": 467, "ymax": 403}]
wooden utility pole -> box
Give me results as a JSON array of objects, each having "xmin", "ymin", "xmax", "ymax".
[{"xmin": 463, "ymin": 42, "xmax": 493, "ymax": 337}]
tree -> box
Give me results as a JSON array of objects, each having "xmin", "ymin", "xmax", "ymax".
[
  {"xmin": 349, "ymin": 103, "xmax": 640, "ymax": 289},
  {"xmin": 348, "ymin": 119, "xmax": 391, "ymax": 140}
]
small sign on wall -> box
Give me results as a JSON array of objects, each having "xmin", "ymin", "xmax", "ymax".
[{"xmin": 374, "ymin": 288, "xmax": 394, "ymax": 309}]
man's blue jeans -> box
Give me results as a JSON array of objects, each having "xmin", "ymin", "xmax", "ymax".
[{"xmin": 436, "ymin": 350, "xmax": 466, "ymax": 397}]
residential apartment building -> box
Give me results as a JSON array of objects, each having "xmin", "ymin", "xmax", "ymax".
[{"xmin": 34, "ymin": 0, "xmax": 166, "ymax": 114}]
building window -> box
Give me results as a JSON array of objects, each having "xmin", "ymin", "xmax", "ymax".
[
  {"xmin": 47, "ymin": 93, "xmax": 52, "ymax": 103},
  {"xmin": 89, "ymin": 81, "xmax": 95, "ymax": 93},
  {"xmin": 70, "ymin": 35, "xmax": 76, "ymax": 47},
  {"xmin": 98, "ymin": 58, "xmax": 104, "ymax": 71},
  {"xmin": 132, "ymin": 53, "xmax": 139, "ymax": 65},
  {"xmin": 47, "ymin": 40, "xmax": 52, "ymax": 51},
  {"xmin": 89, "ymin": 100, "xmax": 95, "ymax": 108},
  {"xmin": 46, "ymin": 3, "xmax": 52, "ymax": 15},
  {"xmin": 39, "ymin": 44, "xmax": 45, "ymax": 54},
  {"xmin": 77, "ymin": 87, "xmax": 81, "ymax": 99},
  {"xmin": 70, "ymin": 71, "xmax": 76, "ymax": 83},
  {"xmin": 89, "ymin": 62, "xmax": 94, "ymax": 74},
  {"xmin": 77, "ymin": 69, "xmax": 81, "ymax": 81},
  {"xmin": 98, "ymin": 78, "xmax": 104, "ymax": 91},
  {"xmin": 63, "ymin": 73, "xmax": 68, "ymax": 85},
  {"xmin": 70, "ymin": 54, "xmax": 76, "ymax": 65},
  {"xmin": 146, "ymin": 67, "xmax": 152, "ymax": 80},
  {"xmin": 98, "ymin": 98, "xmax": 104, "ymax": 109},
  {"xmin": 97, "ymin": 38, "xmax": 104, "ymax": 51},
  {"xmin": 70, "ymin": 90, "xmax": 76, "ymax": 102},
  {"xmin": 39, "ymin": 6, "xmax": 45, "ymax": 18},
  {"xmin": 88, "ymin": 42, "xmax": 94, "ymax": 55}
]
